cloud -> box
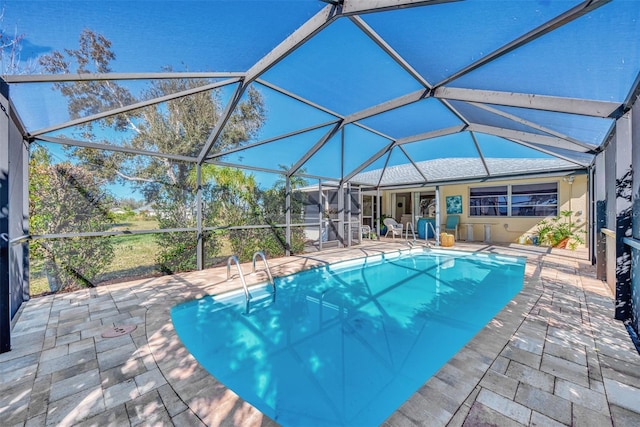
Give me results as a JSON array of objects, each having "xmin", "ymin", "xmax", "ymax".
[{"xmin": 18, "ymin": 38, "xmax": 51, "ymax": 60}]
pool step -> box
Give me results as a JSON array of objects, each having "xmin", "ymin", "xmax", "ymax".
[{"xmin": 245, "ymin": 289, "xmax": 276, "ymax": 315}]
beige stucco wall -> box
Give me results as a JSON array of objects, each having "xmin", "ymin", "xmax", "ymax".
[{"xmin": 381, "ymin": 175, "xmax": 588, "ymax": 247}]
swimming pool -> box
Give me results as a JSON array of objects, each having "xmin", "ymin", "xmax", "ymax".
[{"xmin": 171, "ymin": 249, "xmax": 525, "ymax": 426}]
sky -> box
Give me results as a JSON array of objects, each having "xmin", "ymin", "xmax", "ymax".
[
  {"xmin": 2, "ymin": 0, "xmax": 638, "ymax": 199},
  {"xmin": 3, "ymin": 0, "xmax": 325, "ymax": 198}
]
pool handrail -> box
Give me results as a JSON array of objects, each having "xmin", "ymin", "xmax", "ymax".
[
  {"xmin": 252, "ymin": 251, "xmax": 276, "ymax": 295},
  {"xmin": 227, "ymin": 255, "xmax": 250, "ymax": 313},
  {"xmin": 426, "ymin": 221, "xmax": 438, "ymax": 246},
  {"xmin": 404, "ymin": 222, "xmax": 416, "ymax": 242}
]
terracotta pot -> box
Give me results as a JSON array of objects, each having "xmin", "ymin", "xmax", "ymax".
[{"xmin": 554, "ymin": 237, "xmax": 569, "ymax": 249}]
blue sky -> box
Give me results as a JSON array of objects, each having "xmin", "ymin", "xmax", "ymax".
[
  {"xmin": 3, "ymin": 1, "xmax": 325, "ymax": 197},
  {"xmin": 3, "ymin": 1, "xmax": 322, "ymax": 72},
  {"xmin": 3, "ymin": 0, "xmax": 638, "ymax": 199}
]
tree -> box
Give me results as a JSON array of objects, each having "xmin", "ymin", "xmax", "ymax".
[
  {"xmin": 188, "ymin": 164, "xmax": 309, "ymax": 261},
  {"xmin": 3, "ymin": 14, "xmax": 113, "ymax": 292},
  {"xmin": 118, "ymin": 198, "xmax": 144, "ymax": 210},
  {"xmin": 0, "ymin": 7, "xmax": 38, "ymax": 74},
  {"xmin": 39, "ymin": 29, "xmax": 266, "ymax": 273},
  {"xmin": 29, "ymin": 147, "xmax": 114, "ymax": 291},
  {"xmin": 257, "ymin": 166, "xmax": 309, "ymax": 256}
]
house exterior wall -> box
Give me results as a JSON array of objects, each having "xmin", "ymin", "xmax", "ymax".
[{"xmin": 381, "ymin": 175, "xmax": 588, "ymax": 247}]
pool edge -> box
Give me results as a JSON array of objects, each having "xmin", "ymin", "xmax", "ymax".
[{"xmin": 146, "ymin": 245, "xmax": 540, "ymax": 427}]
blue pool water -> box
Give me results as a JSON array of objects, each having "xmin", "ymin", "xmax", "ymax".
[{"xmin": 171, "ymin": 249, "xmax": 525, "ymax": 426}]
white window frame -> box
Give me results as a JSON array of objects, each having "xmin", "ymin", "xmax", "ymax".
[{"xmin": 469, "ymin": 181, "xmax": 558, "ymax": 218}]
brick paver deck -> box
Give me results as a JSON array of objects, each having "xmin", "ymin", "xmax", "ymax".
[{"xmin": 1, "ymin": 241, "xmax": 639, "ymax": 426}]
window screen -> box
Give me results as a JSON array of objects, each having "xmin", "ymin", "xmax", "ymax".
[
  {"xmin": 469, "ymin": 186, "xmax": 508, "ymax": 216},
  {"xmin": 469, "ymin": 182, "xmax": 558, "ymax": 217},
  {"xmin": 511, "ymin": 183, "xmax": 558, "ymax": 217}
]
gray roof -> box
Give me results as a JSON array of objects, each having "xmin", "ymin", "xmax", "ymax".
[{"xmin": 353, "ymin": 157, "xmax": 575, "ymax": 187}]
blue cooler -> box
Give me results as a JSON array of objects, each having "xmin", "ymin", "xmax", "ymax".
[{"xmin": 417, "ymin": 218, "xmax": 435, "ymax": 239}]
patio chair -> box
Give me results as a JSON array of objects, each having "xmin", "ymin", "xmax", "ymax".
[
  {"xmin": 361, "ymin": 225, "xmax": 372, "ymax": 239},
  {"xmin": 444, "ymin": 215, "xmax": 460, "ymax": 240},
  {"xmin": 383, "ymin": 218, "xmax": 403, "ymax": 239}
]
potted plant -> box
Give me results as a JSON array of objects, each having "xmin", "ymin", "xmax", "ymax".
[
  {"xmin": 379, "ymin": 214, "xmax": 392, "ymax": 236},
  {"xmin": 535, "ymin": 210, "xmax": 585, "ymax": 250}
]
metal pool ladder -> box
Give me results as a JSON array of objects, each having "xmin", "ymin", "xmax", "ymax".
[
  {"xmin": 227, "ymin": 252, "xmax": 276, "ymax": 314},
  {"xmin": 404, "ymin": 222, "xmax": 416, "ymax": 243},
  {"xmin": 252, "ymin": 251, "xmax": 276, "ymax": 296},
  {"xmin": 227, "ymin": 255, "xmax": 250, "ymax": 314}
]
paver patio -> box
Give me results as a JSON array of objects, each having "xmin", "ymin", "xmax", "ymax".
[{"xmin": 1, "ymin": 241, "xmax": 639, "ymax": 426}]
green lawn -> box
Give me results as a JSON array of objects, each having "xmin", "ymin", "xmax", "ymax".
[
  {"xmin": 30, "ymin": 219, "xmax": 162, "ymax": 296},
  {"xmin": 95, "ymin": 232, "xmax": 162, "ymax": 284},
  {"xmin": 28, "ymin": 219, "xmax": 246, "ymax": 296},
  {"xmin": 29, "ymin": 261, "xmax": 50, "ymax": 296},
  {"xmin": 109, "ymin": 218, "xmax": 160, "ymax": 232}
]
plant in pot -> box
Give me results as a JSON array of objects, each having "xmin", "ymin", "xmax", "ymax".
[
  {"xmin": 379, "ymin": 214, "xmax": 392, "ymax": 236},
  {"xmin": 535, "ymin": 210, "xmax": 585, "ymax": 250}
]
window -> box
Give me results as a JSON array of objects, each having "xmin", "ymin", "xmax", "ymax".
[
  {"xmin": 510, "ymin": 183, "xmax": 557, "ymax": 217},
  {"xmin": 469, "ymin": 182, "xmax": 558, "ymax": 217},
  {"xmin": 469, "ymin": 186, "xmax": 508, "ymax": 216}
]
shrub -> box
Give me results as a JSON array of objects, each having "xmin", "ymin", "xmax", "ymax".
[
  {"xmin": 535, "ymin": 210, "xmax": 585, "ymax": 249},
  {"xmin": 29, "ymin": 148, "xmax": 114, "ymax": 291}
]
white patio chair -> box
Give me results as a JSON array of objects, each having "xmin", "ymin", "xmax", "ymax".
[{"xmin": 383, "ymin": 218, "xmax": 403, "ymax": 239}]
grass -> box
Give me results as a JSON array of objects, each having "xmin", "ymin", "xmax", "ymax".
[
  {"xmin": 29, "ymin": 261, "xmax": 50, "ymax": 297},
  {"xmin": 110, "ymin": 218, "xmax": 159, "ymax": 232},
  {"xmin": 96, "ymin": 218, "xmax": 163, "ymax": 283},
  {"xmin": 30, "ymin": 219, "xmax": 162, "ymax": 296},
  {"xmin": 29, "ymin": 219, "xmax": 251, "ymax": 296},
  {"xmin": 95, "ymin": 233, "xmax": 162, "ymax": 284}
]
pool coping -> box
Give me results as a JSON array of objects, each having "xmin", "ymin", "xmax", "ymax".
[{"xmin": 145, "ymin": 244, "xmax": 540, "ymax": 426}]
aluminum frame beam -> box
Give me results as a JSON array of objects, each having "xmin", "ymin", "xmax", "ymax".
[
  {"xmin": 1, "ymin": 80, "xmax": 10, "ymax": 353},
  {"xmin": 257, "ymin": 80, "xmax": 396, "ymax": 141},
  {"xmin": 376, "ymin": 150, "xmax": 394, "ymax": 188},
  {"xmin": 35, "ymin": 136, "xmax": 198, "ymax": 163},
  {"xmin": 434, "ymin": 86, "xmax": 621, "ymax": 118},
  {"xmin": 467, "ymin": 123, "xmax": 595, "ymax": 153},
  {"xmin": 2, "ymin": 72, "xmax": 243, "ymax": 84},
  {"xmin": 256, "ymin": 79, "xmax": 343, "ymax": 119},
  {"xmin": 245, "ymin": 5, "xmax": 341, "ymax": 83},
  {"xmin": 349, "ymin": 16, "xmax": 431, "ymax": 88},
  {"xmin": 440, "ymin": 98, "xmax": 472, "ymax": 127},
  {"xmin": 246, "ymin": 0, "xmax": 456, "ymax": 86},
  {"xmin": 342, "ymin": 141, "xmax": 396, "ymax": 183},
  {"xmin": 366, "ymin": 168, "xmax": 585, "ymax": 190},
  {"xmin": 469, "ymin": 131, "xmax": 491, "ymax": 176},
  {"xmin": 8, "ymin": 99, "xmax": 28, "ymax": 139},
  {"xmin": 342, "ymin": 0, "xmax": 460, "ymax": 15},
  {"xmin": 343, "ymin": 89, "xmax": 428, "ymax": 124},
  {"xmin": 468, "ymin": 101, "xmax": 594, "ymax": 149},
  {"xmin": 504, "ymin": 138, "xmax": 592, "ymax": 168},
  {"xmin": 209, "ymin": 160, "xmax": 339, "ymax": 182},
  {"xmin": 197, "ymin": 82, "xmax": 247, "ymax": 164},
  {"xmin": 622, "ymin": 70, "xmax": 640, "ymax": 114},
  {"xmin": 31, "ymin": 78, "xmax": 241, "ymax": 137},
  {"xmin": 29, "ymin": 228, "xmax": 199, "ymax": 240},
  {"xmin": 288, "ymin": 121, "xmax": 344, "ymax": 176},
  {"xmin": 206, "ymin": 120, "xmax": 340, "ymax": 161},
  {"xmin": 395, "ymin": 124, "xmax": 466, "ymax": 145},
  {"xmin": 434, "ymin": 0, "xmax": 611, "ymax": 88},
  {"xmin": 398, "ymin": 145, "xmax": 430, "ymax": 182}
]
